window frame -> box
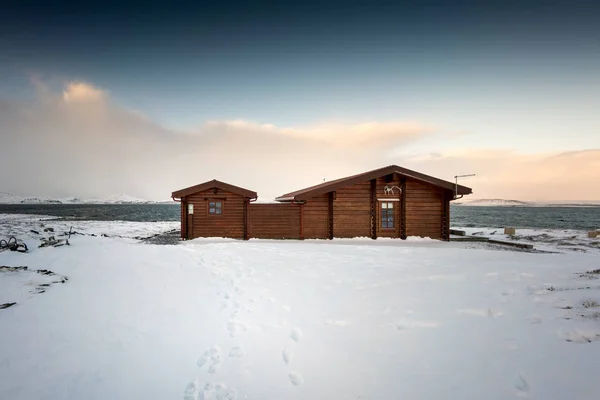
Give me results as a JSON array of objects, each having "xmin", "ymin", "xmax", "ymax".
[
  {"xmin": 380, "ymin": 201, "xmax": 395, "ymax": 229},
  {"xmin": 207, "ymin": 199, "xmax": 223, "ymax": 216}
]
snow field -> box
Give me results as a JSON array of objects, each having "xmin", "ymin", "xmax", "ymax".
[{"xmin": 1, "ymin": 216, "xmax": 600, "ymax": 399}]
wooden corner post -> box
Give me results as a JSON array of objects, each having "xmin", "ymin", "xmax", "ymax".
[
  {"xmin": 370, "ymin": 179, "xmax": 377, "ymax": 239},
  {"xmin": 328, "ymin": 191, "xmax": 334, "ymax": 240},
  {"xmin": 400, "ymin": 178, "xmax": 407, "ymax": 239},
  {"xmin": 442, "ymin": 191, "xmax": 450, "ymax": 241},
  {"xmin": 243, "ymin": 199, "xmax": 249, "ymax": 240}
]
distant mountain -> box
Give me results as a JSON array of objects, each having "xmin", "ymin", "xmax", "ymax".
[
  {"xmin": 454, "ymin": 199, "xmax": 533, "ymax": 207},
  {"xmin": 454, "ymin": 198, "xmax": 600, "ymax": 207},
  {"xmin": 0, "ymin": 192, "xmax": 173, "ymax": 205}
]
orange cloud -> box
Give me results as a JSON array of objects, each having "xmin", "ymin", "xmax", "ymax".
[
  {"xmin": 62, "ymin": 81, "xmax": 107, "ymax": 103},
  {"xmin": 404, "ymin": 149, "xmax": 600, "ymax": 201}
]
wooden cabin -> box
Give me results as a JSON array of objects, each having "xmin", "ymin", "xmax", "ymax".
[{"xmin": 171, "ymin": 165, "xmax": 472, "ymax": 241}]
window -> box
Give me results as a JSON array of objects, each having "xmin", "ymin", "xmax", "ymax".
[
  {"xmin": 208, "ymin": 201, "xmax": 222, "ymax": 215},
  {"xmin": 381, "ymin": 202, "xmax": 394, "ymax": 228}
]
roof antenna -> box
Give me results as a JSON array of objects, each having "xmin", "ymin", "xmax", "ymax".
[{"xmin": 454, "ymin": 174, "xmax": 476, "ymax": 200}]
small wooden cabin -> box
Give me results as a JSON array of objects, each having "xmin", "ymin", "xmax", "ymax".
[{"xmin": 171, "ymin": 165, "xmax": 472, "ymax": 241}]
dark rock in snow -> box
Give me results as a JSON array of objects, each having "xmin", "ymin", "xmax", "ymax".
[
  {"xmin": 0, "ymin": 266, "xmax": 28, "ymax": 272},
  {"xmin": 36, "ymin": 269, "xmax": 55, "ymax": 276},
  {"xmin": 0, "ymin": 302, "xmax": 17, "ymax": 310},
  {"xmin": 30, "ymin": 230, "xmax": 40, "ymax": 235}
]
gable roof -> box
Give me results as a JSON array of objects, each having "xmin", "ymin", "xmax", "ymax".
[
  {"xmin": 275, "ymin": 165, "xmax": 472, "ymax": 201},
  {"xmin": 172, "ymin": 179, "xmax": 257, "ymax": 199}
]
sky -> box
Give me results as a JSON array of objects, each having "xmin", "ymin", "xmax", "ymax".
[{"xmin": 1, "ymin": 0, "xmax": 599, "ymax": 201}]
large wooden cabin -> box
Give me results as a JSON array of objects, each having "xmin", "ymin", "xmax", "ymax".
[{"xmin": 171, "ymin": 165, "xmax": 472, "ymax": 241}]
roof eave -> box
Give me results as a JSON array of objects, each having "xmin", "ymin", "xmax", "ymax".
[{"xmin": 274, "ymin": 196, "xmax": 295, "ymax": 202}]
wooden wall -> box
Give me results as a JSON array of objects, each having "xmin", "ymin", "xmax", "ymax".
[
  {"xmin": 183, "ymin": 189, "xmax": 245, "ymax": 239},
  {"xmin": 404, "ymin": 180, "xmax": 445, "ymax": 239},
  {"xmin": 332, "ymin": 181, "xmax": 371, "ymax": 238},
  {"xmin": 179, "ymin": 175, "xmax": 453, "ymax": 241},
  {"xmin": 248, "ymin": 203, "xmax": 301, "ymax": 239},
  {"xmin": 302, "ymin": 194, "xmax": 329, "ymax": 239}
]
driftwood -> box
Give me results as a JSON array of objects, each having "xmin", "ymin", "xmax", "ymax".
[
  {"xmin": 0, "ymin": 237, "xmax": 28, "ymax": 253},
  {"xmin": 39, "ymin": 236, "xmax": 70, "ymax": 248}
]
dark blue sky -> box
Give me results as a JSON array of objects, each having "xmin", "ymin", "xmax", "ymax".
[{"xmin": 2, "ymin": 0, "xmax": 599, "ymax": 143}]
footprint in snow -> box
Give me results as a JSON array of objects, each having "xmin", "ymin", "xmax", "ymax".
[
  {"xmin": 289, "ymin": 372, "xmax": 304, "ymax": 386},
  {"xmin": 184, "ymin": 382, "xmax": 237, "ymax": 400},
  {"xmin": 227, "ymin": 320, "xmax": 247, "ymax": 337},
  {"xmin": 197, "ymin": 346, "xmax": 223, "ymax": 374},
  {"xmin": 290, "ymin": 328, "xmax": 302, "ymax": 342},
  {"xmin": 282, "ymin": 348, "xmax": 294, "ymax": 364},
  {"xmin": 183, "ymin": 380, "xmax": 199, "ymax": 400},
  {"xmin": 229, "ymin": 346, "xmax": 244, "ymax": 358},
  {"xmin": 514, "ymin": 373, "xmax": 530, "ymax": 397}
]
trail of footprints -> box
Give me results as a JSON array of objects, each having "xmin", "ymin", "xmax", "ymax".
[
  {"xmin": 283, "ymin": 328, "xmax": 304, "ymax": 386},
  {"xmin": 184, "ymin": 259, "xmax": 304, "ymax": 399}
]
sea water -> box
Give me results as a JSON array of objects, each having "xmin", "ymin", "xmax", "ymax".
[{"xmin": 0, "ymin": 204, "xmax": 598, "ymax": 231}]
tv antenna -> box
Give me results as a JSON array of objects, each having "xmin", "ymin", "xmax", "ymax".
[{"xmin": 454, "ymin": 174, "xmax": 476, "ymax": 199}]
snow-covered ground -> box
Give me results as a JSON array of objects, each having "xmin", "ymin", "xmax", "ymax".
[
  {"xmin": 2, "ymin": 214, "xmax": 600, "ymax": 400},
  {"xmin": 453, "ymin": 226, "xmax": 600, "ymax": 255}
]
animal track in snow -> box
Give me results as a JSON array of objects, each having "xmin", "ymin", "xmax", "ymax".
[
  {"xmin": 289, "ymin": 372, "xmax": 304, "ymax": 386},
  {"xmin": 282, "ymin": 348, "xmax": 294, "ymax": 364},
  {"xmin": 290, "ymin": 328, "xmax": 302, "ymax": 342}
]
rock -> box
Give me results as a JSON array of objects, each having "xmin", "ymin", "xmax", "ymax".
[
  {"xmin": 44, "ymin": 227, "xmax": 54, "ymax": 232},
  {"xmin": 0, "ymin": 302, "xmax": 17, "ymax": 310},
  {"xmin": 30, "ymin": 230, "xmax": 40, "ymax": 235},
  {"xmin": 36, "ymin": 269, "xmax": 55, "ymax": 276},
  {"xmin": 0, "ymin": 266, "xmax": 28, "ymax": 272}
]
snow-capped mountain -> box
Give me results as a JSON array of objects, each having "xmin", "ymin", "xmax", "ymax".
[
  {"xmin": 0, "ymin": 192, "xmax": 169, "ymax": 204},
  {"xmin": 454, "ymin": 199, "xmax": 533, "ymax": 207},
  {"xmin": 454, "ymin": 198, "xmax": 600, "ymax": 207}
]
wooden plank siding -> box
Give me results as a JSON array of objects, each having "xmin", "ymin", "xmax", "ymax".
[
  {"xmin": 185, "ymin": 189, "xmax": 246, "ymax": 239},
  {"xmin": 175, "ymin": 165, "xmax": 465, "ymax": 241},
  {"xmin": 248, "ymin": 203, "xmax": 301, "ymax": 239},
  {"xmin": 332, "ymin": 181, "xmax": 371, "ymax": 238},
  {"xmin": 302, "ymin": 194, "xmax": 329, "ymax": 239},
  {"xmin": 404, "ymin": 180, "xmax": 445, "ymax": 239}
]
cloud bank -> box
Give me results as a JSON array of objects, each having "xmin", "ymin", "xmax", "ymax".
[
  {"xmin": 0, "ymin": 79, "xmax": 598, "ymax": 201},
  {"xmin": 404, "ymin": 149, "xmax": 600, "ymax": 201},
  {"xmin": 0, "ymin": 80, "xmax": 433, "ymax": 200}
]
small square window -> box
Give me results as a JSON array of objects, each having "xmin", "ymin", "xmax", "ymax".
[{"xmin": 209, "ymin": 201, "xmax": 222, "ymax": 215}]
